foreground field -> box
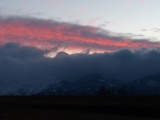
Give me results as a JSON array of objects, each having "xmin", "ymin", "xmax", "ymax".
[{"xmin": 0, "ymin": 96, "xmax": 160, "ymax": 120}]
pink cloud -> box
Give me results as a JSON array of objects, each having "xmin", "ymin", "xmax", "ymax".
[{"xmin": 0, "ymin": 17, "xmax": 159, "ymax": 54}]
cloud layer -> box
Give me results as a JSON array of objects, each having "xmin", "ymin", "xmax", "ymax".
[
  {"xmin": 1, "ymin": 43, "xmax": 160, "ymax": 85},
  {"xmin": 0, "ymin": 16, "xmax": 160, "ymax": 54}
]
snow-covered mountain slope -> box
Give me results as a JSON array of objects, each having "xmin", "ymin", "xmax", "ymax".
[
  {"xmin": 0, "ymin": 77, "xmax": 60, "ymax": 95},
  {"xmin": 37, "ymin": 73, "xmax": 119, "ymax": 95}
]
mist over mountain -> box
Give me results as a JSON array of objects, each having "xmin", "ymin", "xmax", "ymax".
[{"xmin": 1, "ymin": 42, "xmax": 160, "ymax": 95}]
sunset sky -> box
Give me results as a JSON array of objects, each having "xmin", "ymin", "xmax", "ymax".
[{"xmin": 0, "ymin": 0, "xmax": 160, "ymax": 55}]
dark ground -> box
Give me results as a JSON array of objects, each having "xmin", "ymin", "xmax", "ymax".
[{"xmin": 0, "ymin": 96, "xmax": 160, "ymax": 120}]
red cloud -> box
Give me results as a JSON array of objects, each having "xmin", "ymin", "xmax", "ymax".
[{"xmin": 0, "ymin": 17, "xmax": 159, "ymax": 54}]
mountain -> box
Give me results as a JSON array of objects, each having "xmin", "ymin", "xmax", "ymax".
[
  {"xmin": 37, "ymin": 80, "xmax": 74, "ymax": 95},
  {"xmin": 37, "ymin": 73, "xmax": 119, "ymax": 95},
  {"xmin": 0, "ymin": 73, "xmax": 119, "ymax": 95},
  {"xmin": 72, "ymin": 73, "xmax": 118, "ymax": 95},
  {"xmin": 5, "ymin": 72, "xmax": 160, "ymax": 95},
  {"xmin": 0, "ymin": 77, "xmax": 61, "ymax": 95},
  {"xmin": 120, "ymin": 73, "xmax": 160, "ymax": 95}
]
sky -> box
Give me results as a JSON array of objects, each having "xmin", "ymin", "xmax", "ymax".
[
  {"xmin": 0, "ymin": 0, "xmax": 160, "ymax": 56},
  {"xmin": 1, "ymin": 0, "xmax": 160, "ymax": 94},
  {"xmin": 0, "ymin": 0, "xmax": 160, "ymax": 38}
]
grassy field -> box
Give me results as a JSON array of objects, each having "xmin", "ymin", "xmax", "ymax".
[{"xmin": 0, "ymin": 96, "xmax": 160, "ymax": 120}]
